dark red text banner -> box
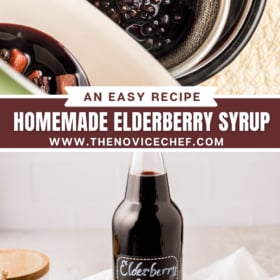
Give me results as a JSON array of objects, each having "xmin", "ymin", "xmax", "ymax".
[{"xmin": 0, "ymin": 97, "xmax": 279, "ymax": 149}]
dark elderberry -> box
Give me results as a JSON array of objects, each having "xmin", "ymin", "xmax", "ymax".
[
  {"xmin": 89, "ymin": 0, "xmax": 198, "ymax": 58},
  {"xmin": 0, "ymin": 48, "xmax": 11, "ymax": 61}
]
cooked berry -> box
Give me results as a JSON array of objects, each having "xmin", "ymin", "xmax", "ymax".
[
  {"xmin": 173, "ymin": 15, "xmax": 183, "ymax": 22},
  {"xmin": 143, "ymin": 5, "xmax": 156, "ymax": 15},
  {"xmin": 103, "ymin": 1, "xmax": 110, "ymax": 8},
  {"xmin": 0, "ymin": 48, "xmax": 11, "ymax": 61},
  {"xmin": 162, "ymin": 0, "xmax": 171, "ymax": 5},
  {"xmin": 140, "ymin": 25, "xmax": 153, "ymax": 36},
  {"xmin": 34, "ymin": 76, "xmax": 51, "ymax": 93},
  {"xmin": 88, "ymin": 0, "xmax": 197, "ymax": 58},
  {"xmin": 27, "ymin": 70, "xmax": 51, "ymax": 93},
  {"xmin": 151, "ymin": 0, "xmax": 161, "ymax": 4},
  {"xmin": 143, "ymin": 38, "xmax": 154, "ymax": 49},
  {"xmin": 151, "ymin": 20, "xmax": 159, "ymax": 27},
  {"xmin": 111, "ymin": 13, "xmax": 121, "ymax": 24},
  {"xmin": 122, "ymin": 5, "xmax": 129, "ymax": 11},
  {"xmin": 156, "ymin": 27, "xmax": 165, "ymax": 35},
  {"xmin": 93, "ymin": 0, "xmax": 101, "ymax": 7},
  {"xmin": 129, "ymin": 9, "xmax": 137, "ymax": 17},
  {"xmin": 154, "ymin": 40, "xmax": 163, "ymax": 49},
  {"xmin": 160, "ymin": 14, "xmax": 169, "ymax": 25}
]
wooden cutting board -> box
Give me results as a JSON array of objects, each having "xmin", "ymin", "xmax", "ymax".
[{"xmin": 0, "ymin": 249, "xmax": 49, "ymax": 280}]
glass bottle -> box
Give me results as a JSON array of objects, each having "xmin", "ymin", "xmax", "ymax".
[{"xmin": 112, "ymin": 152, "xmax": 183, "ymax": 280}]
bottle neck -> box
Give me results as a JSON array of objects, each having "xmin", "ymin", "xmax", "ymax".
[
  {"xmin": 125, "ymin": 172, "xmax": 171, "ymax": 203},
  {"xmin": 129, "ymin": 152, "xmax": 166, "ymax": 175}
]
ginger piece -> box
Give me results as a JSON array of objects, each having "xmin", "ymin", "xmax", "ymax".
[
  {"xmin": 56, "ymin": 74, "xmax": 77, "ymax": 95},
  {"xmin": 8, "ymin": 48, "xmax": 28, "ymax": 73}
]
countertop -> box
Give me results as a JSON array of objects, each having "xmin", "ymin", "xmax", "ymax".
[
  {"xmin": 202, "ymin": 0, "xmax": 280, "ymax": 94},
  {"xmin": 0, "ymin": 226, "xmax": 279, "ymax": 279}
]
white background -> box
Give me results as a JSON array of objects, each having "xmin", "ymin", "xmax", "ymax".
[{"xmin": 0, "ymin": 152, "xmax": 279, "ymax": 230}]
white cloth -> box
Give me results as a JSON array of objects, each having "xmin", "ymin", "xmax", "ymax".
[
  {"xmin": 185, "ymin": 248, "xmax": 269, "ymax": 280},
  {"xmin": 82, "ymin": 248, "xmax": 279, "ymax": 280}
]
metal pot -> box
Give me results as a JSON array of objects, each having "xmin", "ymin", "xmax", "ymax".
[{"xmin": 177, "ymin": 0, "xmax": 267, "ymax": 85}]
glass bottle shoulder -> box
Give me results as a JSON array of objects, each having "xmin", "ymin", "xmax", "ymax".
[{"xmin": 112, "ymin": 199, "xmax": 183, "ymax": 230}]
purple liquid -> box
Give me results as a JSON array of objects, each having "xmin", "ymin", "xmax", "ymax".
[{"xmin": 0, "ymin": 23, "xmax": 89, "ymax": 94}]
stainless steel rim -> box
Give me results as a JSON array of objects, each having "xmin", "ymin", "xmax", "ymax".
[
  {"xmin": 186, "ymin": 0, "xmax": 253, "ymax": 75},
  {"xmin": 170, "ymin": 0, "xmax": 231, "ymax": 79}
]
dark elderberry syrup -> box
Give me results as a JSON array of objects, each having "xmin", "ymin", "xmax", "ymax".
[
  {"xmin": 0, "ymin": 23, "xmax": 89, "ymax": 94},
  {"xmin": 113, "ymin": 153, "xmax": 183, "ymax": 280},
  {"xmin": 89, "ymin": 0, "xmax": 198, "ymax": 58}
]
